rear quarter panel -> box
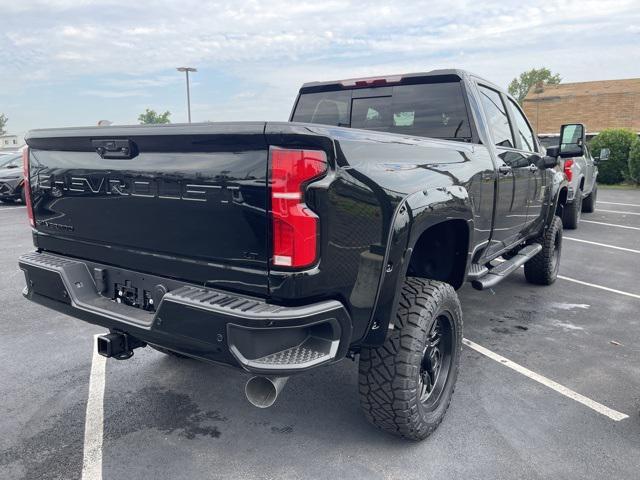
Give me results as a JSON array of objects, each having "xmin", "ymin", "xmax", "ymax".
[{"xmin": 265, "ymin": 122, "xmax": 493, "ymax": 344}]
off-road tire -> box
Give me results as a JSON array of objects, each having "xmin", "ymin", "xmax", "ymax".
[
  {"xmin": 150, "ymin": 345, "xmax": 189, "ymax": 359},
  {"xmin": 562, "ymin": 189, "xmax": 582, "ymax": 229},
  {"xmin": 582, "ymin": 183, "xmax": 597, "ymax": 213},
  {"xmin": 358, "ymin": 277, "xmax": 462, "ymax": 441},
  {"xmin": 524, "ymin": 215, "xmax": 562, "ymax": 285}
]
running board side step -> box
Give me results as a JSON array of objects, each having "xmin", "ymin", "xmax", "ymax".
[{"xmin": 471, "ymin": 243, "xmax": 542, "ymax": 290}]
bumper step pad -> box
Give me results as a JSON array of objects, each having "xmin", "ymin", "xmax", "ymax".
[{"xmin": 245, "ymin": 335, "xmax": 339, "ymax": 371}]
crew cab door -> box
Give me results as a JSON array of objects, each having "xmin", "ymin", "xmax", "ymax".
[
  {"xmin": 582, "ymin": 143, "xmax": 596, "ymax": 195},
  {"xmin": 505, "ymin": 98, "xmax": 546, "ymax": 231},
  {"xmin": 476, "ymin": 84, "xmax": 530, "ymax": 253}
]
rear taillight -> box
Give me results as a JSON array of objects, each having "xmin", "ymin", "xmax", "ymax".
[
  {"xmin": 22, "ymin": 147, "xmax": 34, "ymax": 227},
  {"xmin": 269, "ymin": 147, "xmax": 327, "ymax": 268},
  {"xmin": 563, "ymin": 158, "xmax": 574, "ymax": 182}
]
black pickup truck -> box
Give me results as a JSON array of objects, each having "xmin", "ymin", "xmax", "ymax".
[{"xmin": 19, "ymin": 69, "xmax": 579, "ymax": 441}]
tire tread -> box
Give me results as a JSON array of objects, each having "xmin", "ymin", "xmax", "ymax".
[
  {"xmin": 524, "ymin": 216, "xmax": 562, "ymax": 285},
  {"xmin": 358, "ymin": 278, "xmax": 462, "ymax": 441}
]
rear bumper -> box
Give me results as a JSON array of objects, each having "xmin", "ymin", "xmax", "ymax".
[{"xmin": 19, "ymin": 251, "xmax": 352, "ymax": 375}]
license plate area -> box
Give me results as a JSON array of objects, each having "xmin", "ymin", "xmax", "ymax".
[{"xmin": 113, "ymin": 280, "xmax": 155, "ymax": 312}]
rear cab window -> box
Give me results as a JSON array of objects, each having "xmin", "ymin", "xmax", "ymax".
[{"xmin": 292, "ymin": 81, "xmax": 473, "ymax": 142}]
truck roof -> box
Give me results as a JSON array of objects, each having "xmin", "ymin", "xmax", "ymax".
[{"xmin": 299, "ymin": 69, "xmax": 503, "ymax": 94}]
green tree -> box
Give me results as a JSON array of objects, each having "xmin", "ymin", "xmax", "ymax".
[
  {"xmin": 628, "ymin": 138, "xmax": 640, "ymax": 186},
  {"xmin": 508, "ymin": 68, "xmax": 561, "ymax": 104},
  {"xmin": 0, "ymin": 113, "xmax": 8, "ymax": 135},
  {"xmin": 137, "ymin": 109, "xmax": 171, "ymax": 124},
  {"xmin": 589, "ymin": 128, "xmax": 637, "ymax": 184}
]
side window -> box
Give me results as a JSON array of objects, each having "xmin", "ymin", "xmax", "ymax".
[
  {"xmin": 508, "ymin": 99, "xmax": 536, "ymax": 152},
  {"xmin": 478, "ymin": 86, "xmax": 514, "ymax": 148}
]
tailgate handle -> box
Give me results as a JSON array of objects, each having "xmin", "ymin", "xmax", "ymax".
[{"xmin": 92, "ymin": 139, "xmax": 138, "ymax": 159}]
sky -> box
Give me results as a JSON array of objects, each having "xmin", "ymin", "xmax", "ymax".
[{"xmin": 1, "ymin": 0, "xmax": 639, "ymax": 136}]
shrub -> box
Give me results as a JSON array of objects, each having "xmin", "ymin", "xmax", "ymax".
[
  {"xmin": 628, "ymin": 138, "xmax": 640, "ymax": 186},
  {"xmin": 589, "ymin": 129, "xmax": 637, "ymax": 184}
]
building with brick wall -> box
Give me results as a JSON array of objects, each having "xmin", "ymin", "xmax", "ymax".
[{"xmin": 522, "ymin": 78, "xmax": 640, "ymax": 138}]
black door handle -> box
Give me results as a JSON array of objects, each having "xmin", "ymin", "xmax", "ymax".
[{"xmin": 498, "ymin": 165, "xmax": 512, "ymax": 175}]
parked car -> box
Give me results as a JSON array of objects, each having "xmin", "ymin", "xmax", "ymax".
[
  {"xmin": 539, "ymin": 130, "xmax": 599, "ymax": 228},
  {"xmin": 0, "ymin": 152, "xmax": 25, "ymax": 203},
  {"xmin": 19, "ymin": 69, "xmax": 572, "ymax": 441}
]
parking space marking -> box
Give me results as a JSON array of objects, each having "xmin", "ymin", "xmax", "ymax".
[
  {"xmin": 81, "ymin": 334, "xmax": 106, "ymax": 480},
  {"xmin": 598, "ymin": 201, "xmax": 640, "ymax": 208},
  {"xmin": 597, "ymin": 209, "xmax": 640, "ymax": 216},
  {"xmin": 558, "ymin": 276, "xmax": 640, "ymax": 300},
  {"xmin": 0, "ymin": 206, "xmax": 26, "ymax": 213},
  {"xmin": 463, "ymin": 338, "xmax": 629, "ymax": 421},
  {"xmin": 564, "ymin": 237, "xmax": 640, "ymax": 254},
  {"xmin": 581, "ymin": 220, "xmax": 640, "ymax": 231}
]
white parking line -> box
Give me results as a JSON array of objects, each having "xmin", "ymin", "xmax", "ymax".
[
  {"xmin": 558, "ymin": 276, "xmax": 640, "ymax": 300},
  {"xmin": 581, "ymin": 220, "xmax": 640, "ymax": 231},
  {"xmin": 564, "ymin": 237, "xmax": 640, "ymax": 254},
  {"xmin": 82, "ymin": 335, "xmax": 106, "ymax": 480},
  {"xmin": 597, "ymin": 209, "xmax": 640, "ymax": 216},
  {"xmin": 496, "ymin": 261, "xmax": 640, "ymax": 300},
  {"xmin": 0, "ymin": 206, "xmax": 26, "ymax": 213},
  {"xmin": 599, "ymin": 201, "xmax": 640, "ymax": 208},
  {"xmin": 463, "ymin": 338, "xmax": 629, "ymax": 421}
]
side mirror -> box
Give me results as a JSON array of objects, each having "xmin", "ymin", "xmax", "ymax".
[
  {"xmin": 542, "ymin": 145, "xmax": 559, "ymax": 168},
  {"xmin": 545, "ymin": 146, "xmax": 559, "ymax": 157},
  {"xmin": 596, "ymin": 148, "xmax": 610, "ymax": 162},
  {"xmin": 558, "ymin": 123, "xmax": 586, "ymax": 158},
  {"xmin": 542, "ymin": 155, "xmax": 558, "ymax": 169}
]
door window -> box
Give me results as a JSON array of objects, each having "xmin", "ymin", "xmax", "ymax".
[
  {"xmin": 509, "ymin": 99, "xmax": 536, "ymax": 152},
  {"xmin": 478, "ymin": 86, "xmax": 514, "ymax": 148}
]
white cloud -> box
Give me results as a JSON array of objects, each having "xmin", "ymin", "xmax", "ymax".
[
  {"xmin": 0, "ymin": 0, "xmax": 639, "ymax": 130},
  {"xmin": 80, "ymin": 89, "xmax": 150, "ymax": 98},
  {"xmin": 61, "ymin": 25, "xmax": 98, "ymax": 39},
  {"xmin": 3, "ymin": 0, "xmax": 637, "ymax": 80}
]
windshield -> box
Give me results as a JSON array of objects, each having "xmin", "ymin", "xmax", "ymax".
[{"xmin": 292, "ymin": 82, "xmax": 472, "ymax": 141}]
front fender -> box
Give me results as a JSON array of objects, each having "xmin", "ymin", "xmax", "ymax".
[{"xmin": 359, "ymin": 185, "xmax": 474, "ymax": 346}]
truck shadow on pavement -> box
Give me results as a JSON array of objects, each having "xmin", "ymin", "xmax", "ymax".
[{"xmin": 102, "ymin": 350, "xmax": 420, "ymax": 448}]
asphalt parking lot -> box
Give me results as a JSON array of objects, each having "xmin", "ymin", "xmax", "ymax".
[{"xmin": 1, "ymin": 187, "xmax": 639, "ymax": 480}]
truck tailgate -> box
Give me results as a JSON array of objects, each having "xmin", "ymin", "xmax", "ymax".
[{"xmin": 25, "ymin": 122, "xmax": 270, "ymax": 295}]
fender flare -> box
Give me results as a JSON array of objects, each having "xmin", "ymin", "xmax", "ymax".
[
  {"xmin": 358, "ymin": 185, "xmax": 474, "ymax": 346},
  {"xmin": 547, "ymin": 172, "xmax": 569, "ymax": 226}
]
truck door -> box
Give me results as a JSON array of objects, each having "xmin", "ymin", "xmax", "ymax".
[
  {"xmin": 506, "ymin": 98, "xmax": 546, "ymax": 232},
  {"xmin": 583, "ymin": 144, "xmax": 596, "ymax": 194},
  {"xmin": 476, "ymin": 85, "xmax": 529, "ymax": 252}
]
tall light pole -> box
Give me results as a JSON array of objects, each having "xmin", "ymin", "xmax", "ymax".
[{"xmin": 176, "ymin": 67, "xmax": 197, "ymax": 123}]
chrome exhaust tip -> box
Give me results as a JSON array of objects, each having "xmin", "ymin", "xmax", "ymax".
[{"xmin": 245, "ymin": 376, "xmax": 288, "ymax": 408}]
